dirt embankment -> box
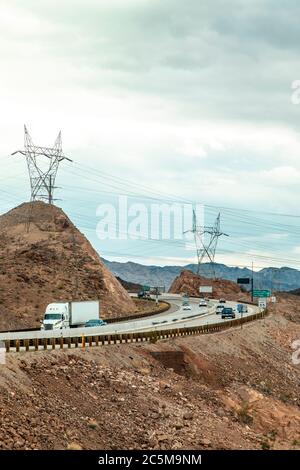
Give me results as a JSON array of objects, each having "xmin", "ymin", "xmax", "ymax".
[
  {"xmin": 0, "ymin": 202, "xmax": 135, "ymax": 330},
  {"xmin": 169, "ymin": 269, "xmax": 250, "ymax": 301},
  {"xmin": 0, "ymin": 293, "xmax": 299, "ymax": 450}
]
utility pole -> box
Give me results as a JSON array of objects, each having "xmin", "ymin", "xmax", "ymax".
[
  {"xmin": 155, "ymin": 287, "xmax": 159, "ymax": 306},
  {"xmin": 251, "ymin": 261, "xmax": 254, "ymax": 302},
  {"xmin": 184, "ymin": 210, "xmax": 229, "ymax": 278},
  {"xmin": 12, "ymin": 125, "xmax": 72, "ymax": 204}
]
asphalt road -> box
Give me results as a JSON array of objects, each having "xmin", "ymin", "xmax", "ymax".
[{"xmin": 0, "ymin": 294, "xmax": 259, "ymax": 341}]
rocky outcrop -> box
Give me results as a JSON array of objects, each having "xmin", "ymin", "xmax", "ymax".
[
  {"xmin": 0, "ymin": 201, "xmax": 135, "ymax": 330},
  {"xmin": 169, "ymin": 269, "xmax": 250, "ymax": 301}
]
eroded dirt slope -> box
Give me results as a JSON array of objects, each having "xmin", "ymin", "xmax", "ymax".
[{"xmin": 0, "ymin": 294, "xmax": 299, "ymax": 450}]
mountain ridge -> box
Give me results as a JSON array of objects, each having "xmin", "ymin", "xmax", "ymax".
[{"xmin": 103, "ymin": 258, "xmax": 300, "ymax": 291}]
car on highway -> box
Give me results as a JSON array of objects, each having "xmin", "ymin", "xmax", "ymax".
[
  {"xmin": 221, "ymin": 307, "xmax": 235, "ymax": 319},
  {"xmin": 216, "ymin": 304, "xmax": 224, "ymax": 314},
  {"xmin": 198, "ymin": 298, "xmax": 207, "ymax": 307},
  {"xmin": 237, "ymin": 304, "xmax": 248, "ymax": 313},
  {"xmin": 219, "ymin": 298, "xmax": 226, "ymax": 304},
  {"xmin": 182, "ymin": 303, "xmax": 192, "ymax": 311},
  {"xmin": 85, "ymin": 319, "xmax": 107, "ymax": 328},
  {"xmin": 138, "ymin": 290, "xmax": 151, "ymax": 299}
]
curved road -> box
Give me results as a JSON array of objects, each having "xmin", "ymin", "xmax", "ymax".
[{"xmin": 0, "ymin": 295, "xmax": 259, "ymax": 342}]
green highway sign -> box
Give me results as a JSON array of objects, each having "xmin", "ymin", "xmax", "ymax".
[
  {"xmin": 237, "ymin": 277, "xmax": 250, "ymax": 284},
  {"xmin": 253, "ymin": 289, "xmax": 271, "ymax": 298},
  {"xmin": 143, "ymin": 285, "xmax": 151, "ymax": 291}
]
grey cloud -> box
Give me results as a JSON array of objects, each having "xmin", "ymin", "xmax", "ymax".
[{"xmin": 8, "ymin": 0, "xmax": 298, "ymax": 127}]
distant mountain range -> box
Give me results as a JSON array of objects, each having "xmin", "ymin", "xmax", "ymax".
[{"xmin": 103, "ymin": 259, "xmax": 300, "ymax": 292}]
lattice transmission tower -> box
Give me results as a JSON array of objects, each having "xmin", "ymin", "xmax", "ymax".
[
  {"xmin": 12, "ymin": 125, "xmax": 72, "ymax": 204},
  {"xmin": 185, "ymin": 210, "xmax": 228, "ymax": 278}
]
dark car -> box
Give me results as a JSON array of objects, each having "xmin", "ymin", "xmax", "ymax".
[
  {"xmin": 138, "ymin": 291, "xmax": 151, "ymax": 299},
  {"xmin": 85, "ymin": 319, "xmax": 107, "ymax": 327},
  {"xmin": 237, "ymin": 304, "xmax": 248, "ymax": 313},
  {"xmin": 221, "ymin": 307, "xmax": 235, "ymax": 319}
]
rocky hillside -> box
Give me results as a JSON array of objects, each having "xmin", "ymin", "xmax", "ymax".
[
  {"xmin": 0, "ymin": 293, "xmax": 299, "ymax": 450},
  {"xmin": 116, "ymin": 276, "xmax": 143, "ymax": 293},
  {"xmin": 169, "ymin": 269, "xmax": 250, "ymax": 301},
  {"xmin": 289, "ymin": 288, "xmax": 300, "ymax": 296},
  {"xmin": 0, "ymin": 202, "xmax": 135, "ymax": 330}
]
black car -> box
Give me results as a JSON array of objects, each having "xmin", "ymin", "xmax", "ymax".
[{"xmin": 221, "ymin": 307, "xmax": 235, "ymax": 319}]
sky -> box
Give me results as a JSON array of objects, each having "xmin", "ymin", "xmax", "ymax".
[{"xmin": 1, "ymin": 0, "xmax": 300, "ymax": 270}]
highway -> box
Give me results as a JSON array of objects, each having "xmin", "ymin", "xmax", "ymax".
[{"xmin": 0, "ymin": 294, "xmax": 259, "ymax": 342}]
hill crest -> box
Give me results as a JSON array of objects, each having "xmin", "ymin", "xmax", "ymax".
[{"xmin": 0, "ymin": 201, "xmax": 135, "ymax": 329}]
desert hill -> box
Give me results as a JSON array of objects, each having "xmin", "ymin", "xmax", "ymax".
[
  {"xmin": 169, "ymin": 269, "xmax": 250, "ymax": 301},
  {"xmin": 0, "ymin": 201, "xmax": 135, "ymax": 330}
]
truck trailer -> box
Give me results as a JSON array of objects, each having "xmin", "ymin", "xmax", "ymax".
[{"xmin": 41, "ymin": 300, "xmax": 100, "ymax": 330}]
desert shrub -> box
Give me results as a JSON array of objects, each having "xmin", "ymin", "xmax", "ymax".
[{"xmin": 236, "ymin": 401, "xmax": 253, "ymax": 425}]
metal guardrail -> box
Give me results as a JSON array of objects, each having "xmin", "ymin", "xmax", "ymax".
[{"xmin": 4, "ymin": 309, "xmax": 267, "ymax": 353}]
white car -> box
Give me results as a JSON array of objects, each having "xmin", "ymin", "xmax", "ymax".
[
  {"xmin": 216, "ymin": 305, "xmax": 224, "ymax": 314},
  {"xmin": 182, "ymin": 303, "xmax": 192, "ymax": 311},
  {"xmin": 199, "ymin": 301, "xmax": 207, "ymax": 308}
]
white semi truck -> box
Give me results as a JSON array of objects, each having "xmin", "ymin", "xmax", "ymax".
[{"xmin": 41, "ymin": 300, "xmax": 100, "ymax": 330}]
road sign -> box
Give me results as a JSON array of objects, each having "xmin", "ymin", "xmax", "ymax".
[
  {"xmin": 237, "ymin": 277, "xmax": 250, "ymax": 284},
  {"xmin": 270, "ymin": 296, "xmax": 276, "ymax": 303},
  {"xmin": 199, "ymin": 286, "xmax": 213, "ymax": 293},
  {"xmin": 253, "ymin": 289, "xmax": 271, "ymax": 298},
  {"xmin": 258, "ymin": 298, "xmax": 267, "ymax": 309}
]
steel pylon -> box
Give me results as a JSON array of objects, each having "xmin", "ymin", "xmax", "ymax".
[
  {"xmin": 185, "ymin": 210, "xmax": 228, "ymax": 278},
  {"xmin": 12, "ymin": 125, "xmax": 72, "ymax": 204}
]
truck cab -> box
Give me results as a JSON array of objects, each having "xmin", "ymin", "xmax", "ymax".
[{"xmin": 41, "ymin": 303, "xmax": 69, "ymax": 330}]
